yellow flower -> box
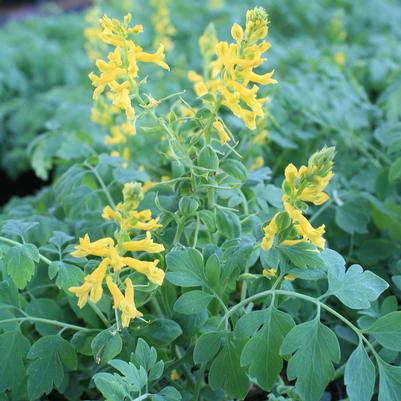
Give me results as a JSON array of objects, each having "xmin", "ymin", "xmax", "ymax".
[
  {"xmin": 133, "ymin": 217, "xmax": 162, "ymax": 231},
  {"xmin": 261, "ymin": 213, "xmax": 279, "ymax": 251},
  {"xmin": 284, "ymin": 200, "xmax": 326, "ymax": 249},
  {"xmin": 123, "ymin": 231, "xmax": 165, "ymax": 253},
  {"xmin": 250, "ymin": 156, "xmax": 264, "ymax": 170},
  {"xmin": 89, "ymin": 13, "xmax": 170, "ymax": 158},
  {"xmin": 150, "ymin": 0, "xmax": 176, "ymax": 51},
  {"xmin": 69, "ymin": 258, "xmax": 110, "ymax": 308},
  {"xmin": 335, "ymin": 51, "xmax": 346, "ymax": 65},
  {"xmin": 252, "ymin": 129, "xmax": 268, "ymax": 145},
  {"xmin": 123, "ymin": 257, "xmax": 165, "ymax": 286},
  {"xmin": 262, "ymin": 268, "xmax": 277, "ymax": 279},
  {"xmin": 231, "ymin": 23, "xmax": 244, "ymax": 43},
  {"xmin": 284, "ymin": 273, "xmax": 296, "ymax": 281},
  {"xmin": 212, "ymin": 120, "xmax": 230, "ymax": 144},
  {"xmin": 102, "ymin": 205, "xmax": 122, "ymax": 222},
  {"xmin": 170, "ymin": 369, "xmax": 180, "ymax": 381},
  {"xmin": 106, "ymin": 277, "xmax": 143, "ymax": 327},
  {"xmin": 136, "ymin": 45, "xmax": 170, "ymax": 70},
  {"xmin": 190, "ymin": 8, "xmax": 276, "ymax": 133},
  {"xmin": 71, "ymin": 234, "xmax": 114, "ymax": 258}
]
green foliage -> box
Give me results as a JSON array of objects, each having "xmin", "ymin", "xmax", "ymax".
[
  {"xmin": 241, "ymin": 307, "xmax": 295, "ymax": 391},
  {"xmin": 280, "ymin": 319, "xmax": 340, "ymax": 401},
  {"xmin": 0, "ymin": 0, "xmax": 401, "ymax": 400},
  {"xmin": 0, "ymin": 329, "xmax": 30, "ymax": 393},
  {"xmin": 5, "ymin": 243, "xmax": 39, "ymax": 289},
  {"xmin": 345, "ymin": 342, "xmax": 375, "ymax": 401},
  {"xmin": 27, "ymin": 335, "xmax": 77, "ymax": 400}
]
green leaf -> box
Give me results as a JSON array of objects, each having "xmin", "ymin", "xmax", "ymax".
[
  {"xmin": 328, "ymin": 264, "xmax": 388, "ymax": 309},
  {"xmin": 216, "ymin": 210, "xmax": 241, "ymax": 239},
  {"xmin": 155, "ymin": 386, "xmax": 182, "ymax": 401},
  {"xmin": 48, "ymin": 261, "xmax": 84, "ymax": 291},
  {"xmin": 0, "ymin": 329, "xmax": 30, "ymax": 393},
  {"xmin": 5, "ymin": 243, "xmax": 39, "ymax": 289},
  {"xmin": 365, "ymin": 312, "xmax": 401, "ymax": 351},
  {"xmin": 234, "ymin": 310, "xmax": 266, "ymax": 338},
  {"xmin": 209, "ymin": 337, "xmax": 249, "ymax": 399},
  {"xmin": 279, "ymin": 242, "xmax": 323, "ymax": 269},
  {"xmin": 93, "ymin": 372, "xmax": 129, "ymax": 401},
  {"xmin": 378, "ymin": 359, "xmax": 401, "ymax": 401},
  {"xmin": 26, "ymin": 298, "xmax": 64, "ymax": 336},
  {"xmin": 220, "ymin": 159, "xmax": 248, "ymax": 182},
  {"xmin": 193, "ymin": 331, "xmax": 222, "ymax": 364},
  {"xmin": 173, "ymin": 290, "xmax": 213, "ymax": 315},
  {"xmin": 92, "ymin": 329, "xmax": 122, "ymax": 365},
  {"xmin": 1, "ymin": 220, "xmax": 38, "ymax": 239},
  {"xmin": 205, "ymin": 254, "xmax": 221, "ymax": 287},
  {"xmin": 389, "ymin": 156, "xmax": 401, "ymax": 182},
  {"xmin": 280, "ymin": 319, "xmax": 340, "ymax": 401},
  {"xmin": 136, "ymin": 318, "xmax": 182, "ymax": 346},
  {"xmin": 344, "ymin": 342, "xmax": 375, "ymax": 401},
  {"xmin": 166, "ymin": 248, "xmax": 206, "ymax": 287},
  {"xmin": 241, "ymin": 307, "xmax": 295, "ymax": 390},
  {"xmin": 335, "ymin": 200, "xmax": 370, "ymax": 234},
  {"xmin": 27, "ymin": 335, "xmax": 77, "ymax": 400}
]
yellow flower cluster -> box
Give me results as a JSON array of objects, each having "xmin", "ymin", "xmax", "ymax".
[
  {"xmin": 88, "ymin": 13, "xmax": 170, "ymax": 160},
  {"xmin": 261, "ymin": 147, "xmax": 335, "ymax": 251},
  {"xmin": 188, "ymin": 7, "xmax": 277, "ymax": 144},
  {"xmin": 84, "ymin": 7, "xmax": 106, "ymax": 61},
  {"xmin": 150, "ymin": 0, "xmax": 176, "ymax": 51},
  {"xmin": 69, "ymin": 182, "xmax": 165, "ymax": 328}
]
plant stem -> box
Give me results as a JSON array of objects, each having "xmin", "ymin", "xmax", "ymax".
[
  {"xmin": 0, "ymin": 236, "xmax": 52, "ymax": 265},
  {"xmin": 84, "ymin": 162, "xmax": 117, "ymax": 209},
  {"xmin": 88, "ymin": 300, "xmax": 110, "ymax": 327},
  {"xmin": 220, "ymin": 289, "xmax": 373, "ymax": 353},
  {"xmin": 0, "ymin": 235, "xmax": 110, "ymax": 327},
  {"xmin": 0, "ymin": 316, "xmax": 90, "ymax": 332}
]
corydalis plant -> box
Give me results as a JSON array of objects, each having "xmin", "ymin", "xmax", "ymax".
[
  {"xmin": 189, "ymin": 7, "xmax": 277, "ymax": 145},
  {"xmin": 89, "ymin": 13, "xmax": 170, "ymax": 161},
  {"xmin": 69, "ymin": 182, "xmax": 165, "ymax": 328}
]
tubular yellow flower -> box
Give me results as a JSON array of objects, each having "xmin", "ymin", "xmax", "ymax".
[
  {"xmin": 212, "ymin": 120, "xmax": 230, "ymax": 144},
  {"xmin": 261, "ymin": 213, "xmax": 279, "ymax": 251},
  {"xmin": 136, "ymin": 45, "xmax": 170, "ymax": 70},
  {"xmin": 250, "ymin": 156, "xmax": 264, "ymax": 170},
  {"xmin": 261, "ymin": 148, "xmax": 335, "ymax": 252},
  {"xmin": 123, "ymin": 257, "xmax": 165, "ymax": 286},
  {"xmin": 189, "ymin": 7, "xmax": 277, "ymax": 140},
  {"xmin": 150, "ymin": 0, "xmax": 176, "ymax": 51},
  {"xmin": 133, "ymin": 217, "xmax": 162, "ymax": 231},
  {"xmin": 88, "ymin": 13, "xmax": 170, "ymax": 162},
  {"xmin": 69, "ymin": 258, "xmax": 110, "ymax": 308},
  {"xmin": 71, "ymin": 234, "xmax": 114, "ymax": 258},
  {"xmin": 123, "ymin": 231, "xmax": 165, "ymax": 253},
  {"xmin": 231, "ymin": 23, "xmax": 244, "ymax": 43},
  {"xmin": 262, "ymin": 268, "xmax": 277, "ymax": 279},
  {"xmin": 70, "ymin": 182, "xmax": 164, "ymax": 325},
  {"xmin": 284, "ymin": 203, "xmax": 326, "ymax": 249},
  {"xmin": 106, "ymin": 277, "xmax": 143, "ymax": 327}
]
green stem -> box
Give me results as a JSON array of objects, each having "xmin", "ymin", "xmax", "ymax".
[
  {"xmin": 0, "ymin": 236, "xmax": 110, "ymax": 327},
  {"xmin": 84, "ymin": 162, "xmax": 117, "ymax": 209},
  {"xmin": 220, "ymin": 289, "xmax": 374, "ymax": 354},
  {"xmin": 88, "ymin": 300, "xmax": 110, "ymax": 327},
  {"xmin": 0, "ymin": 316, "xmax": 90, "ymax": 332},
  {"xmin": 0, "ymin": 236, "xmax": 52, "ymax": 265},
  {"xmin": 192, "ymin": 363, "xmax": 206, "ymax": 401},
  {"xmin": 173, "ymin": 219, "xmax": 184, "ymax": 245},
  {"xmin": 207, "ymin": 186, "xmax": 215, "ymax": 209}
]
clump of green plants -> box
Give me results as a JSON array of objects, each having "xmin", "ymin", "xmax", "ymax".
[{"xmin": 0, "ymin": 2, "xmax": 401, "ymax": 401}]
